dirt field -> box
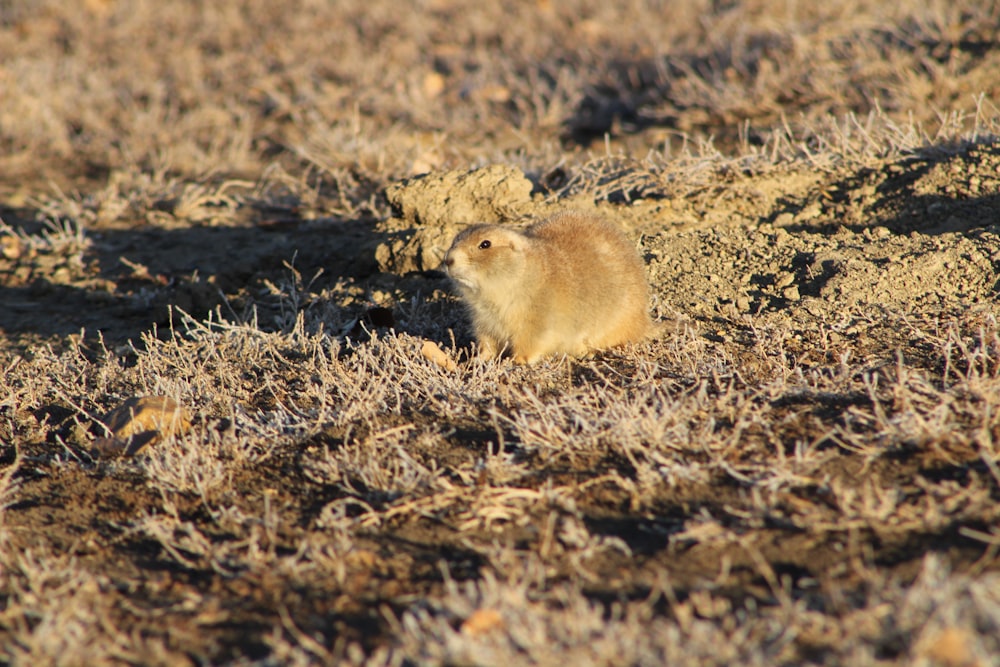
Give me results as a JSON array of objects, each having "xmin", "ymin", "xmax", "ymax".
[{"xmin": 2, "ymin": 1, "xmax": 1000, "ymax": 664}]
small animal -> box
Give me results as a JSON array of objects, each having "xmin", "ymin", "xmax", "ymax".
[{"xmin": 443, "ymin": 211, "xmax": 652, "ymax": 364}]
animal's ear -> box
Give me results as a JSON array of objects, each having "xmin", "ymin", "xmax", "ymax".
[
  {"xmin": 504, "ymin": 233, "xmax": 529, "ymax": 252},
  {"xmin": 451, "ymin": 224, "xmax": 480, "ymax": 246}
]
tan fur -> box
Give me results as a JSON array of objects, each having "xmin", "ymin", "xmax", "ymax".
[{"xmin": 443, "ymin": 211, "xmax": 652, "ymax": 364}]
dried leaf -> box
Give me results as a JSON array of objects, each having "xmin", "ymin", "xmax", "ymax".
[{"xmin": 92, "ymin": 396, "xmax": 191, "ymax": 457}]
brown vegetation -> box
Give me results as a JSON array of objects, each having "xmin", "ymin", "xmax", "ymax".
[{"xmin": 2, "ymin": 0, "xmax": 1000, "ymax": 664}]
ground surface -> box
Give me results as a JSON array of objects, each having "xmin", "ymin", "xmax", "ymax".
[{"xmin": 2, "ymin": 1, "xmax": 1000, "ymax": 665}]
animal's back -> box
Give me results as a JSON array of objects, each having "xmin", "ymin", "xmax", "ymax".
[{"xmin": 522, "ymin": 212, "xmax": 652, "ymax": 358}]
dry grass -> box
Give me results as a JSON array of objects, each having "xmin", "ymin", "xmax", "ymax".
[
  {"xmin": 3, "ymin": 291, "xmax": 1000, "ymax": 664},
  {"xmin": 2, "ymin": 0, "xmax": 1000, "ymax": 665},
  {"xmin": 3, "ymin": 0, "xmax": 999, "ymax": 184}
]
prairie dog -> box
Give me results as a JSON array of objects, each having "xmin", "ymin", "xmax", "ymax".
[{"xmin": 444, "ymin": 211, "xmax": 652, "ymax": 364}]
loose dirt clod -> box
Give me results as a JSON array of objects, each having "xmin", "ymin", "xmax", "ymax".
[
  {"xmin": 460, "ymin": 608, "xmax": 505, "ymax": 636},
  {"xmin": 0, "ymin": 234, "xmax": 22, "ymax": 260}
]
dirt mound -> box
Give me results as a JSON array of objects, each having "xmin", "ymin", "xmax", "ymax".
[
  {"xmin": 637, "ymin": 143, "xmax": 1000, "ymax": 326},
  {"xmin": 375, "ymin": 165, "xmax": 535, "ymax": 273},
  {"xmin": 369, "ymin": 143, "xmax": 1000, "ymax": 330}
]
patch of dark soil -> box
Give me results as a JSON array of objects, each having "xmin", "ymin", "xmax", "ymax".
[{"xmin": 0, "ymin": 207, "xmax": 384, "ymax": 352}]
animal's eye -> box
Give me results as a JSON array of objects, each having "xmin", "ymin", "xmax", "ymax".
[{"xmin": 478, "ymin": 240, "xmax": 491, "ymax": 250}]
